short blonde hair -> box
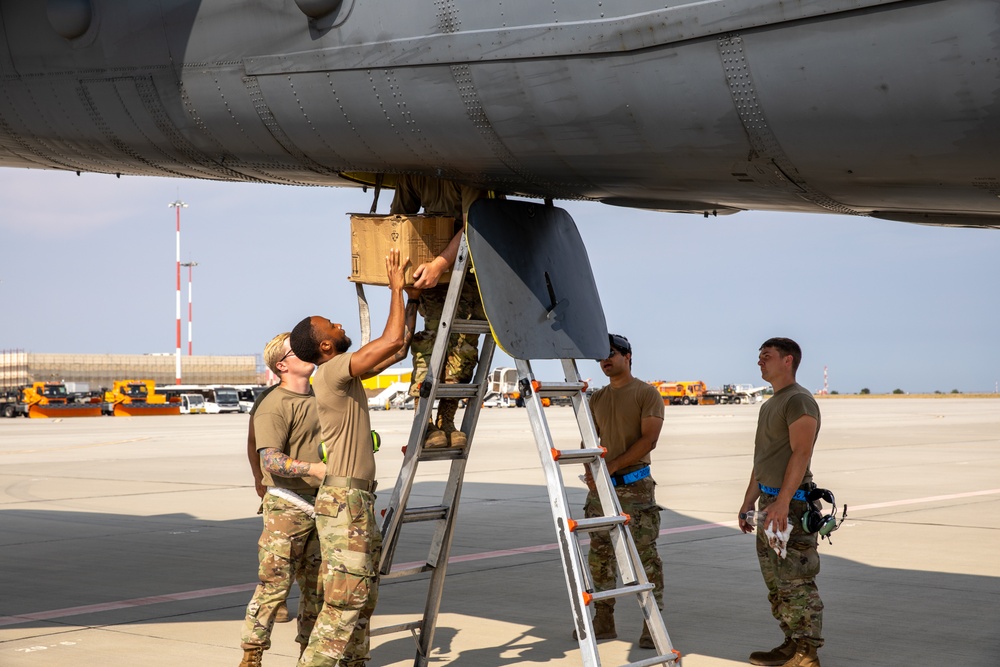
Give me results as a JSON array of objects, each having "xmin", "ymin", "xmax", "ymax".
[{"xmin": 263, "ymin": 332, "xmax": 291, "ymax": 376}]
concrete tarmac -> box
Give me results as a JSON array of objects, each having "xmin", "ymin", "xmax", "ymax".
[{"xmin": 1, "ymin": 398, "xmax": 998, "ymax": 667}]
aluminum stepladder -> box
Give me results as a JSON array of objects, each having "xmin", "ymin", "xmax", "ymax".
[
  {"xmin": 373, "ymin": 231, "xmax": 681, "ymax": 666},
  {"xmin": 372, "ymin": 231, "xmax": 497, "ymax": 664},
  {"xmin": 514, "ymin": 358, "xmax": 682, "ymax": 667}
]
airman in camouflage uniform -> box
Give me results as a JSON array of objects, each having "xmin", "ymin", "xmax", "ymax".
[
  {"xmin": 583, "ymin": 334, "xmax": 665, "ymax": 649},
  {"xmin": 739, "ymin": 337, "xmax": 824, "ymax": 667},
  {"xmin": 289, "ymin": 250, "xmax": 411, "ymax": 667},
  {"xmin": 390, "ymin": 174, "xmax": 488, "ymax": 448}
]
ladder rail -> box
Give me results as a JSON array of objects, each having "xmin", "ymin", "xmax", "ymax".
[
  {"xmin": 515, "ymin": 358, "xmax": 604, "ymax": 666},
  {"xmin": 378, "ymin": 234, "xmax": 476, "ymax": 575},
  {"xmin": 561, "ymin": 359, "xmax": 640, "ymax": 587}
]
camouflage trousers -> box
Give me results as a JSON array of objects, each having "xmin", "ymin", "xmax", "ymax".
[
  {"xmin": 241, "ymin": 491, "xmax": 322, "ymax": 650},
  {"xmin": 408, "ymin": 270, "xmax": 486, "ymax": 397},
  {"xmin": 298, "ymin": 485, "xmax": 382, "ymax": 667},
  {"xmin": 584, "ymin": 476, "xmax": 664, "ymax": 611},
  {"xmin": 756, "ymin": 493, "xmax": 824, "ymax": 648}
]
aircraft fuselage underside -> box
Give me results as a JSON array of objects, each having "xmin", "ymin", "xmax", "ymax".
[{"xmin": 0, "ymin": 0, "xmax": 998, "ymax": 227}]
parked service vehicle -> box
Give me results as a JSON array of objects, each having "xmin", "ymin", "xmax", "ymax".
[
  {"xmin": 179, "ymin": 393, "xmax": 207, "ymax": 414},
  {"xmin": 700, "ymin": 384, "xmax": 768, "ymax": 405},
  {"xmin": 103, "ymin": 379, "xmax": 180, "ymax": 416},
  {"xmin": 159, "ymin": 385, "xmax": 242, "ymax": 414},
  {"xmin": 235, "ymin": 386, "xmax": 267, "ymax": 413},
  {"xmin": 1, "ymin": 382, "xmax": 102, "ymax": 418},
  {"xmin": 651, "ymin": 380, "xmax": 707, "ymax": 405}
]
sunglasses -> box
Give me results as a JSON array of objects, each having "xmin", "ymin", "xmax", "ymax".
[
  {"xmin": 598, "ymin": 349, "xmax": 621, "ymax": 361},
  {"xmin": 280, "ymin": 349, "xmax": 296, "ymax": 362}
]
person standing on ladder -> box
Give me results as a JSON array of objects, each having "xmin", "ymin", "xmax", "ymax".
[
  {"xmin": 738, "ymin": 338, "xmax": 824, "ymax": 667},
  {"xmin": 390, "ymin": 173, "xmax": 488, "ymax": 448},
  {"xmin": 582, "ymin": 333, "xmax": 665, "ymax": 649}
]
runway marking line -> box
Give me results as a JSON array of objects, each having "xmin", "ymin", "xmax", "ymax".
[{"xmin": 2, "ymin": 487, "xmax": 997, "ymax": 628}]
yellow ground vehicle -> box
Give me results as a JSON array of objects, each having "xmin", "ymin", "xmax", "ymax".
[
  {"xmin": 104, "ymin": 379, "xmax": 180, "ymax": 416},
  {"xmin": 651, "ymin": 380, "xmax": 707, "ymax": 406},
  {"xmin": 20, "ymin": 382, "xmax": 102, "ymax": 418}
]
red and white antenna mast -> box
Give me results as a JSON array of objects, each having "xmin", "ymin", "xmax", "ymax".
[
  {"xmin": 168, "ymin": 199, "xmax": 188, "ymax": 384},
  {"xmin": 181, "ymin": 261, "xmax": 198, "ymax": 356}
]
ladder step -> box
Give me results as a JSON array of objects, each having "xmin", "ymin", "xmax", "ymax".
[
  {"xmin": 588, "ymin": 582, "xmax": 655, "ymax": 604},
  {"xmin": 370, "ymin": 620, "xmax": 423, "ymax": 637},
  {"xmin": 570, "ymin": 515, "xmax": 629, "ymax": 534},
  {"xmin": 527, "ymin": 379, "xmax": 587, "ymax": 398},
  {"xmin": 551, "ymin": 446, "xmax": 606, "ymax": 463},
  {"xmin": 434, "ymin": 384, "xmax": 483, "ymax": 399},
  {"xmin": 451, "ymin": 319, "xmax": 492, "ymax": 335},
  {"xmin": 411, "ymin": 446, "xmax": 467, "ymax": 461},
  {"xmin": 402, "ymin": 505, "xmax": 449, "ymax": 523},
  {"xmin": 623, "ymin": 651, "xmax": 683, "ymax": 667},
  {"xmin": 384, "ymin": 563, "xmax": 434, "ymax": 579}
]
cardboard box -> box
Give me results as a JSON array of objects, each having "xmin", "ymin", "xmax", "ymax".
[{"xmin": 349, "ymin": 214, "xmax": 455, "ymax": 286}]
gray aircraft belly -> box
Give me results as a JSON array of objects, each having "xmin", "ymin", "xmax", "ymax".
[{"xmin": 0, "ymin": 0, "xmax": 998, "ymax": 226}]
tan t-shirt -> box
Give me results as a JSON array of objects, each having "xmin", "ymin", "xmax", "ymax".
[
  {"xmin": 252, "ymin": 385, "xmax": 322, "ymax": 492},
  {"xmin": 753, "ymin": 383, "xmax": 821, "ymax": 488},
  {"xmin": 390, "ymin": 173, "xmax": 484, "ymax": 222},
  {"xmin": 589, "ymin": 378, "xmax": 665, "ymax": 465},
  {"xmin": 313, "ymin": 352, "xmax": 376, "ymax": 482}
]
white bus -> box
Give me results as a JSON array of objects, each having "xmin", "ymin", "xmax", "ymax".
[
  {"xmin": 233, "ymin": 385, "xmax": 269, "ymax": 413},
  {"xmin": 158, "ymin": 385, "xmax": 241, "ymax": 414}
]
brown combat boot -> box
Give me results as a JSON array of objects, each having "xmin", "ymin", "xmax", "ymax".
[
  {"xmin": 572, "ymin": 604, "xmax": 617, "ymax": 641},
  {"xmin": 780, "ymin": 641, "xmax": 821, "ymax": 667},
  {"xmin": 415, "ymin": 398, "xmax": 447, "ymax": 448},
  {"xmin": 238, "ymin": 647, "xmax": 264, "ymax": 667},
  {"xmin": 436, "ymin": 398, "xmax": 467, "ymax": 447},
  {"xmin": 749, "ymin": 637, "xmax": 796, "ymax": 665},
  {"xmin": 638, "ymin": 622, "xmax": 655, "ymax": 649},
  {"xmin": 273, "ymin": 601, "xmax": 291, "ymax": 623},
  {"xmin": 592, "ymin": 605, "xmax": 617, "ymax": 640}
]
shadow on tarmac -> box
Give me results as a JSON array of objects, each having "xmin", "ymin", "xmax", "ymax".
[{"xmin": 3, "ymin": 480, "xmax": 999, "ymax": 667}]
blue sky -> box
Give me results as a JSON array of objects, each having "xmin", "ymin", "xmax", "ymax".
[{"xmin": 1, "ymin": 167, "xmax": 998, "ymax": 394}]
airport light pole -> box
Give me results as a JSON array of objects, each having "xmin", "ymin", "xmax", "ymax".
[
  {"xmin": 181, "ymin": 261, "xmax": 198, "ymax": 356},
  {"xmin": 168, "ymin": 199, "xmax": 188, "ymax": 384}
]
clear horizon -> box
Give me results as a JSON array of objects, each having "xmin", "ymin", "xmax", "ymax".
[{"xmin": 2, "ymin": 168, "xmax": 998, "ymax": 395}]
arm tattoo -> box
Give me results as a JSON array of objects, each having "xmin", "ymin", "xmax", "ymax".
[{"xmin": 260, "ymin": 448, "xmax": 313, "ymax": 478}]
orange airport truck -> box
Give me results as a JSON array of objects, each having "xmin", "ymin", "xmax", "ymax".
[
  {"xmin": 651, "ymin": 380, "xmax": 707, "ymax": 406},
  {"xmin": 0, "ymin": 382, "xmax": 103, "ymax": 418},
  {"xmin": 103, "ymin": 379, "xmax": 181, "ymax": 416}
]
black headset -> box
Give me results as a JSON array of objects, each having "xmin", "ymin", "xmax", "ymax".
[{"xmin": 801, "ymin": 487, "xmax": 844, "ymax": 542}]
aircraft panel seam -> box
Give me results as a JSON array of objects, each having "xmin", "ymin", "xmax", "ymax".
[
  {"xmin": 244, "ymin": 0, "xmax": 915, "ymax": 75},
  {"xmin": 718, "ymin": 34, "xmax": 863, "ymax": 217},
  {"xmin": 242, "ymin": 74, "xmax": 345, "ymax": 176}
]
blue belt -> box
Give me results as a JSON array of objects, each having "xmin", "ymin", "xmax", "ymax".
[
  {"xmin": 612, "ymin": 466, "xmax": 651, "ymax": 487},
  {"xmin": 759, "ymin": 483, "xmax": 807, "ymax": 501}
]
